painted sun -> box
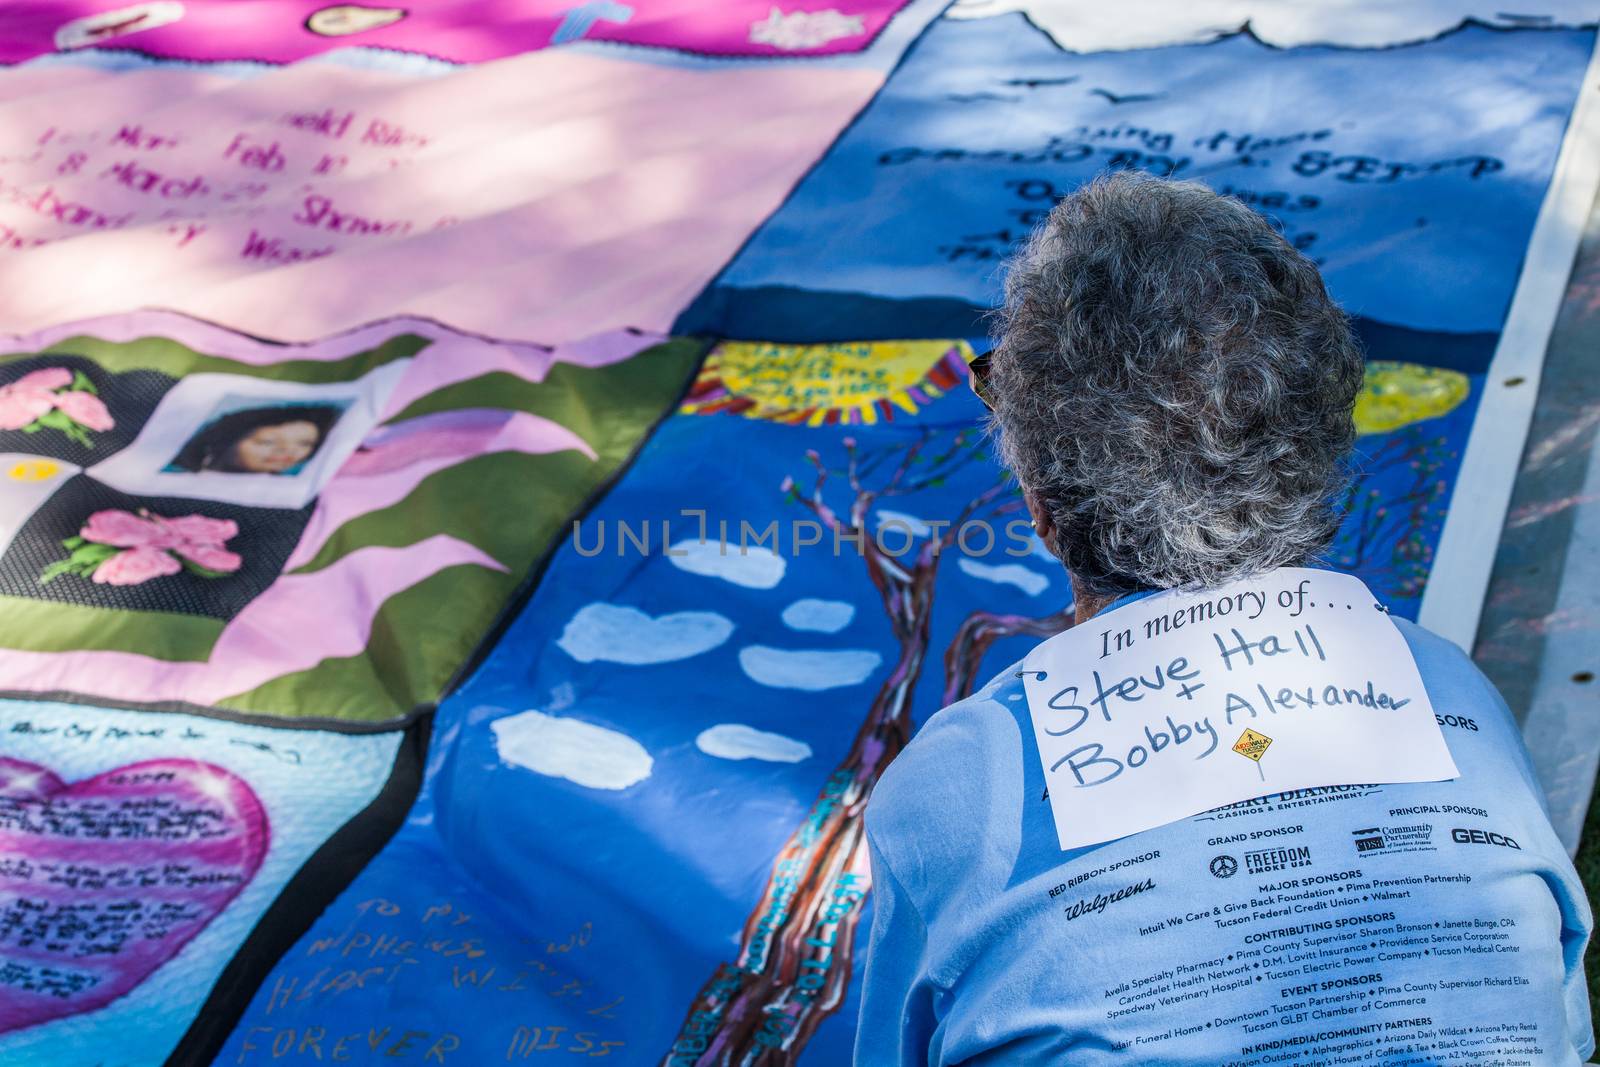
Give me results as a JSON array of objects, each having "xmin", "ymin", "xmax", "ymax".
[
  {"xmin": 681, "ymin": 339, "xmax": 977, "ymax": 425},
  {"xmin": 1353, "ymin": 361, "xmax": 1471, "ymax": 435}
]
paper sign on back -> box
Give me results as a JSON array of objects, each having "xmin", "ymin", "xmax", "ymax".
[{"xmin": 1021, "ymin": 568, "xmax": 1458, "ymax": 851}]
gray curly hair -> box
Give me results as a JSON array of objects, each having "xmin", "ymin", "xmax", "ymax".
[{"xmin": 986, "ymin": 171, "xmax": 1364, "ymax": 597}]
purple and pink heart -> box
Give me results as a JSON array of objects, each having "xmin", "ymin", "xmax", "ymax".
[{"xmin": 0, "ymin": 756, "xmax": 268, "ymax": 1034}]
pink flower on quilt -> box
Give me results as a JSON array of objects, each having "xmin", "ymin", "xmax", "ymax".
[
  {"xmin": 52, "ymin": 388, "xmax": 114, "ymax": 431},
  {"xmin": 65, "ymin": 509, "xmax": 243, "ymax": 587},
  {"xmin": 0, "ymin": 368, "xmax": 69, "ymax": 430},
  {"xmin": 91, "ymin": 542, "xmax": 183, "ymax": 585},
  {"xmin": 0, "ymin": 366, "xmax": 114, "ymax": 442}
]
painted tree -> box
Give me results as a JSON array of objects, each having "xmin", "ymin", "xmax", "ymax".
[
  {"xmin": 1326, "ymin": 426, "xmax": 1455, "ymax": 602},
  {"xmin": 663, "ymin": 428, "xmax": 1071, "ymax": 1066},
  {"xmin": 941, "ymin": 606, "xmax": 1074, "ymax": 707}
]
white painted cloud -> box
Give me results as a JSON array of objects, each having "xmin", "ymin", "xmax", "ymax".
[
  {"xmin": 492, "ymin": 710, "xmax": 653, "ymax": 790},
  {"xmin": 781, "ymin": 598, "xmax": 856, "ymax": 633},
  {"xmin": 739, "ymin": 646, "xmax": 883, "ymax": 691},
  {"xmin": 875, "ymin": 509, "xmax": 933, "ymax": 538},
  {"xmin": 558, "ymin": 603, "xmax": 733, "ymax": 664},
  {"xmin": 668, "ymin": 540, "xmax": 786, "ymax": 589},
  {"xmin": 958, "ymin": 558, "xmax": 1050, "ymax": 596},
  {"xmin": 696, "ymin": 724, "xmax": 814, "ymax": 763},
  {"xmin": 947, "ymin": 0, "xmax": 1595, "ymax": 51},
  {"xmin": 749, "ymin": 7, "xmax": 866, "ymax": 50}
]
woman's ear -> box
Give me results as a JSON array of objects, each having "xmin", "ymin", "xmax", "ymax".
[{"xmin": 1023, "ymin": 489, "xmax": 1056, "ymax": 549}]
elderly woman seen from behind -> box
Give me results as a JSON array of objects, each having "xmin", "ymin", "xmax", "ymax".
[{"xmin": 854, "ymin": 173, "xmax": 1593, "ymax": 1066}]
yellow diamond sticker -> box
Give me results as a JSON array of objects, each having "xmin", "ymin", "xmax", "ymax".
[
  {"xmin": 1233, "ymin": 728, "xmax": 1273, "ymax": 763},
  {"xmin": 8, "ymin": 459, "xmax": 60, "ymax": 482}
]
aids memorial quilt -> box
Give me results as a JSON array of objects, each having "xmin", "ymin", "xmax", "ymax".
[{"xmin": 0, "ymin": 2, "xmax": 1594, "ymax": 1064}]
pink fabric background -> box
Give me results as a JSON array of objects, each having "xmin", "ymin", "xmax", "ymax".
[
  {"xmin": 0, "ymin": 51, "xmax": 881, "ymax": 342},
  {"xmin": 0, "ymin": 0, "xmax": 913, "ymax": 64}
]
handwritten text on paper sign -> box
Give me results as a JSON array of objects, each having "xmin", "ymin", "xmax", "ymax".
[{"xmin": 1021, "ymin": 569, "xmax": 1458, "ymax": 851}]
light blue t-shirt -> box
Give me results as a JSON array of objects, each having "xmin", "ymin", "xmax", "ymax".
[{"xmin": 857, "ymin": 600, "xmax": 1593, "ymax": 1065}]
